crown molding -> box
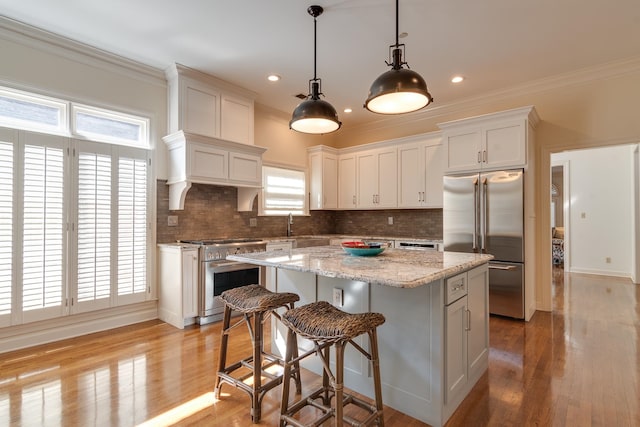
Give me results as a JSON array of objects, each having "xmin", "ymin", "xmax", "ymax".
[
  {"xmin": 0, "ymin": 16, "xmax": 166, "ymax": 87},
  {"xmin": 346, "ymin": 55, "xmax": 640, "ymax": 134}
]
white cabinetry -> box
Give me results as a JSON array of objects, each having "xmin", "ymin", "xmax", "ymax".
[
  {"xmin": 398, "ymin": 135, "xmax": 444, "ymax": 208},
  {"xmin": 166, "ymin": 63, "xmax": 256, "ymax": 145},
  {"xmin": 157, "ymin": 245, "xmax": 199, "ymax": 329},
  {"xmin": 163, "ymin": 131, "xmax": 267, "ymax": 210},
  {"xmin": 338, "ymin": 154, "xmax": 357, "ymax": 209},
  {"xmin": 308, "ymin": 146, "xmax": 338, "ymax": 210},
  {"xmin": 444, "ymin": 264, "xmax": 489, "ymax": 407},
  {"xmin": 356, "ymin": 146, "xmax": 397, "ymax": 208},
  {"xmin": 439, "ymin": 106, "xmax": 539, "ymax": 173}
]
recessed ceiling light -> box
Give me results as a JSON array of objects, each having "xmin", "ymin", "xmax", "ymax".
[
  {"xmin": 267, "ymin": 74, "xmax": 281, "ymax": 82},
  {"xmin": 451, "ymin": 75, "xmax": 464, "ymax": 83},
  {"xmin": 344, "ymin": 108, "xmax": 353, "ymax": 113}
]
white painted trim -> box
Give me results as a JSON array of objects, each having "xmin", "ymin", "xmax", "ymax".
[
  {"xmin": 0, "ymin": 301, "xmax": 158, "ymax": 354},
  {"xmin": 568, "ymin": 268, "xmax": 632, "ymax": 280},
  {"xmin": 0, "ymin": 16, "xmax": 166, "ymax": 87}
]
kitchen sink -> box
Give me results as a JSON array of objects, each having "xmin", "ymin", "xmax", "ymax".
[{"xmin": 293, "ymin": 237, "xmax": 331, "ymax": 248}]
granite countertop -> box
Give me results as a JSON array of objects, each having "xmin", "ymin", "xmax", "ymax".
[{"xmin": 227, "ymin": 246, "xmax": 492, "ymax": 288}]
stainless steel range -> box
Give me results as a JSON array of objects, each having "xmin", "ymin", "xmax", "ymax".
[{"xmin": 179, "ymin": 238, "xmax": 267, "ymax": 325}]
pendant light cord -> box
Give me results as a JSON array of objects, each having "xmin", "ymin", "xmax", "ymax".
[
  {"xmin": 395, "ymin": 0, "xmax": 399, "ymax": 47},
  {"xmin": 313, "ymin": 13, "xmax": 317, "ymax": 81}
]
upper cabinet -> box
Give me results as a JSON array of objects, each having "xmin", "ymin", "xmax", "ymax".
[
  {"xmin": 163, "ymin": 131, "xmax": 266, "ymax": 210},
  {"xmin": 439, "ymin": 106, "xmax": 539, "ymax": 174},
  {"xmin": 308, "ymin": 146, "xmax": 338, "ymax": 210},
  {"xmin": 356, "ymin": 146, "xmax": 398, "ymax": 208},
  {"xmin": 397, "ymin": 134, "xmax": 444, "ymax": 208},
  {"xmin": 164, "ymin": 64, "xmax": 265, "ymax": 210},
  {"xmin": 338, "ymin": 153, "xmax": 357, "ymax": 209},
  {"xmin": 166, "ymin": 63, "xmax": 256, "ymax": 145}
]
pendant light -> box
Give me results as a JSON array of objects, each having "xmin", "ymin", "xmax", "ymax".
[
  {"xmin": 364, "ymin": 0, "xmax": 433, "ymax": 114},
  {"xmin": 290, "ymin": 5, "xmax": 342, "ymax": 134}
]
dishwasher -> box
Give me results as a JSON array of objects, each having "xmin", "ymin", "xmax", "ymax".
[{"xmin": 394, "ymin": 240, "xmax": 443, "ymax": 251}]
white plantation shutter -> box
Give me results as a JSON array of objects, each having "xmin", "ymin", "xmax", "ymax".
[
  {"xmin": 261, "ymin": 166, "xmax": 307, "ymax": 215},
  {"xmin": 21, "ymin": 134, "xmax": 67, "ymax": 323},
  {"xmin": 0, "ymin": 136, "xmax": 14, "ymax": 324},
  {"xmin": 117, "ymin": 150, "xmax": 148, "ymax": 301},
  {"xmin": 74, "ymin": 143, "xmax": 112, "ymax": 312}
]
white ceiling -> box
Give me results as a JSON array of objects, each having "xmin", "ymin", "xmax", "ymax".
[{"xmin": 2, "ymin": 0, "xmax": 640, "ymax": 129}]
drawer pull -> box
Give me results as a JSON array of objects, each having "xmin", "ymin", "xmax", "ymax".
[{"xmin": 489, "ymin": 264, "xmax": 517, "ymax": 271}]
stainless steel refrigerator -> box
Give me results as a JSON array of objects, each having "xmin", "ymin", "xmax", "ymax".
[{"xmin": 443, "ymin": 169, "xmax": 525, "ymax": 319}]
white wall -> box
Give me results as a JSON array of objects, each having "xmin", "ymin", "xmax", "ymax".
[{"xmin": 552, "ymin": 145, "xmax": 636, "ymax": 278}]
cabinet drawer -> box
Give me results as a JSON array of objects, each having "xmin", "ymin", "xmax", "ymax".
[{"xmin": 445, "ymin": 272, "xmax": 468, "ymax": 305}]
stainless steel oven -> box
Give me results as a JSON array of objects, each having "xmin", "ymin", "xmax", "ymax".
[{"xmin": 179, "ymin": 239, "xmax": 267, "ymax": 325}]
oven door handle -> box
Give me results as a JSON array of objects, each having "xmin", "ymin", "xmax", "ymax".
[{"xmin": 208, "ymin": 261, "xmax": 259, "ymax": 273}]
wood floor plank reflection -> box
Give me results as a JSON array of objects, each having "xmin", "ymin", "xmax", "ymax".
[{"xmin": 1, "ymin": 268, "xmax": 638, "ymax": 426}]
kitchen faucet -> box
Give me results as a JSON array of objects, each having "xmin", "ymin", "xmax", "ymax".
[{"xmin": 287, "ymin": 213, "xmax": 293, "ymax": 237}]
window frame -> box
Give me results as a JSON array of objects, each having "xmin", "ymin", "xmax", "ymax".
[
  {"xmin": 71, "ymin": 104, "xmax": 150, "ymax": 148},
  {"xmin": 0, "ymin": 87, "xmax": 68, "ymax": 135}
]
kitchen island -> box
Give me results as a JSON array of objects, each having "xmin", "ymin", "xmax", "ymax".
[{"xmin": 228, "ymin": 246, "xmax": 492, "ymax": 427}]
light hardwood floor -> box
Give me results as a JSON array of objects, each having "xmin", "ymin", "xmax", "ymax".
[{"xmin": 1, "ymin": 268, "xmax": 639, "ymax": 426}]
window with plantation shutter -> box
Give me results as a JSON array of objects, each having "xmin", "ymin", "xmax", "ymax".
[
  {"xmin": 74, "ymin": 143, "xmax": 112, "ymax": 312},
  {"xmin": 0, "ymin": 137, "xmax": 13, "ymax": 325},
  {"xmin": 261, "ymin": 166, "xmax": 307, "ymax": 216},
  {"xmin": 0, "ymin": 85, "xmax": 152, "ymax": 329},
  {"xmin": 117, "ymin": 151, "xmax": 148, "ymax": 302},
  {"xmin": 21, "ymin": 134, "xmax": 66, "ymax": 323}
]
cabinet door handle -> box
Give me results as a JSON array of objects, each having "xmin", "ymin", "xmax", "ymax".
[
  {"xmin": 353, "ymin": 195, "xmax": 356, "ymax": 205},
  {"xmin": 418, "ymin": 192, "xmax": 421, "ymax": 202},
  {"xmin": 477, "ymin": 151, "xmax": 481, "ymax": 163},
  {"xmin": 483, "ymin": 150, "xmax": 487, "ymax": 163},
  {"xmin": 372, "ymin": 194, "xmax": 376, "ymax": 204},
  {"xmin": 466, "ymin": 309, "xmax": 471, "ymax": 331}
]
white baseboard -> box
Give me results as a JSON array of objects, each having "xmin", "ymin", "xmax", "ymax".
[
  {"xmin": 569, "ymin": 267, "xmax": 632, "ymax": 280},
  {"xmin": 0, "ymin": 302, "xmax": 158, "ymax": 354}
]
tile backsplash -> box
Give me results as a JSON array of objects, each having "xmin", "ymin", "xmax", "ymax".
[{"xmin": 156, "ymin": 180, "xmax": 442, "ymax": 243}]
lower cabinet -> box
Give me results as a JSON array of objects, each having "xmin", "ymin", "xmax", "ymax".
[
  {"xmin": 444, "ymin": 264, "xmax": 489, "ymax": 405},
  {"xmin": 268, "ymin": 263, "xmax": 489, "ymax": 427},
  {"xmin": 157, "ymin": 245, "xmax": 199, "ymax": 329}
]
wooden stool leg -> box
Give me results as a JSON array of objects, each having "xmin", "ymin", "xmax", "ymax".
[
  {"xmin": 280, "ymin": 327, "xmax": 297, "ymax": 427},
  {"xmin": 321, "ymin": 345, "xmax": 331, "ymax": 405},
  {"xmin": 288, "ymin": 302, "xmax": 302, "ymax": 395},
  {"xmin": 251, "ymin": 311, "xmax": 263, "ymax": 423},
  {"xmin": 335, "ymin": 341, "xmax": 346, "ymax": 427},
  {"xmin": 369, "ymin": 330, "xmax": 385, "ymax": 426},
  {"xmin": 214, "ymin": 305, "xmax": 232, "ymax": 398}
]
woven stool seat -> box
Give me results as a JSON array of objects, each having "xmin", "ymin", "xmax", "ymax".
[
  {"xmin": 282, "ymin": 300, "xmax": 385, "ymax": 342},
  {"xmin": 220, "ymin": 284, "xmax": 299, "ymax": 313}
]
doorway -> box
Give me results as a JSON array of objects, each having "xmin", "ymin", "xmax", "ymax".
[{"xmin": 549, "ymin": 144, "xmax": 638, "ymax": 281}]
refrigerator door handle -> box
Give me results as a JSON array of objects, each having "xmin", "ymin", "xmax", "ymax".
[
  {"xmin": 481, "ymin": 177, "xmax": 488, "ymax": 252},
  {"xmin": 489, "ymin": 264, "xmax": 518, "ymax": 271},
  {"xmin": 473, "ymin": 177, "xmax": 479, "ymax": 251}
]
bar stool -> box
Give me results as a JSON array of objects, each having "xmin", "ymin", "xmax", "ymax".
[
  {"xmin": 279, "ymin": 300, "xmax": 386, "ymax": 427},
  {"xmin": 214, "ymin": 284, "xmax": 302, "ymax": 423}
]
